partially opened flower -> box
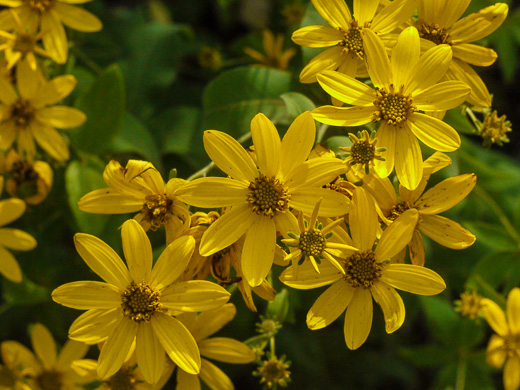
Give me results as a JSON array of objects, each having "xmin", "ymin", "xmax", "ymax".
[
  {"xmin": 0, "ymin": 60, "xmax": 86, "ymax": 161},
  {"xmin": 176, "ymin": 112, "xmax": 350, "ymax": 287},
  {"xmin": 244, "ymin": 30, "xmax": 297, "ymax": 70},
  {"xmin": 175, "ymin": 303, "xmax": 256, "ymax": 390},
  {"xmin": 0, "ymin": 0, "xmax": 103, "ymax": 64},
  {"xmin": 78, "ymin": 160, "xmax": 190, "ymax": 244},
  {"xmin": 340, "ymin": 129, "xmax": 385, "ymax": 175},
  {"xmin": 312, "ymin": 26, "xmax": 470, "ymax": 190},
  {"xmin": 280, "ymin": 187, "xmax": 446, "ymax": 349},
  {"xmin": 415, "ymin": 0, "xmax": 508, "ymax": 107},
  {"xmin": 482, "ymin": 288, "xmax": 520, "ymax": 390},
  {"xmin": 52, "ymin": 219, "xmax": 231, "ymax": 383}
]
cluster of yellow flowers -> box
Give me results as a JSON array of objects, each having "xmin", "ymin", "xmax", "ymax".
[{"xmin": 0, "ymin": 0, "xmax": 518, "ymax": 390}]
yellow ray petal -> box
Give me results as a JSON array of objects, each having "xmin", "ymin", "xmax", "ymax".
[
  {"xmin": 280, "ymin": 111, "xmax": 315, "ymax": 178},
  {"xmin": 136, "ymin": 323, "xmax": 165, "ymax": 384},
  {"xmin": 452, "ymin": 43, "xmax": 497, "ymax": 66},
  {"xmin": 482, "ymin": 298, "xmax": 508, "ymax": 336},
  {"xmin": 373, "ymin": 121, "xmax": 395, "ymax": 178},
  {"xmin": 409, "ymin": 229, "xmax": 425, "ymax": 266},
  {"xmin": 54, "ymin": 2, "xmax": 102, "ymax": 32},
  {"xmin": 375, "ymin": 209, "xmax": 418, "ymax": 260},
  {"xmin": 344, "ymin": 288, "xmax": 373, "ymax": 350},
  {"xmin": 121, "ymin": 219, "xmax": 152, "ymax": 282},
  {"xmin": 408, "ymin": 113, "xmax": 460, "ymax": 152},
  {"xmin": 161, "ymin": 280, "xmax": 230, "ymax": 312},
  {"xmin": 371, "ymin": 0, "xmax": 418, "ymax": 34},
  {"xmin": 370, "ymin": 281, "xmax": 405, "ymax": 333},
  {"xmin": 199, "ymin": 337, "xmax": 255, "ymax": 364},
  {"xmin": 312, "ymin": 105, "xmax": 374, "ymax": 126},
  {"xmin": 280, "ymin": 261, "xmax": 342, "ymax": 289},
  {"xmin": 317, "ymin": 70, "xmax": 375, "ymax": 106},
  {"xmin": 199, "ymin": 358, "xmax": 234, "ymax": 390},
  {"xmin": 404, "ymin": 44, "xmax": 452, "ymax": 95},
  {"xmin": 0, "ymin": 70, "xmax": 19, "ymax": 105},
  {"xmin": 274, "ymin": 208, "xmax": 299, "ymax": 238},
  {"xmin": 286, "ymin": 157, "xmax": 348, "ymax": 188},
  {"xmin": 189, "ymin": 303, "xmax": 236, "ymax": 342},
  {"xmin": 418, "ymin": 214, "xmax": 476, "ymax": 249},
  {"xmin": 29, "ymin": 121, "xmax": 69, "ymax": 161},
  {"xmin": 0, "ymin": 228, "xmax": 36, "ymax": 251},
  {"xmin": 300, "ymin": 46, "xmax": 345, "ymax": 83},
  {"xmin": 149, "ymin": 235, "xmax": 195, "ymax": 289},
  {"xmin": 436, "ymin": 0, "xmax": 470, "ymax": 27},
  {"xmin": 56, "ymin": 340, "xmax": 88, "ymax": 369},
  {"xmin": 289, "ymin": 188, "xmax": 351, "ymax": 217},
  {"xmin": 31, "ymin": 323, "xmax": 57, "ymax": 368},
  {"xmin": 41, "ymin": 10, "xmax": 67, "ymax": 64},
  {"xmin": 0, "ymin": 246, "xmax": 22, "ymax": 283},
  {"xmin": 97, "ymin": 317, "xmax": 137, "ymax": 379},
  {"xmin": 307, "ymin": 280, "xmax": 354, "ymax": 329},
  {"xmin": 78, "ymin": 189, "xmax": 143, "ymax": 214},
  {"xmin": 504, "ymin": 354, "xmax": 520, "ymax": 390},
  {"xmin": 362, "ymin": 173, "xmax": 397, "ymax": 212},
  {"xmin": 391, "ymin": 26, "xmax": 420, "ymax": 88},
  {"xmin": 31, "ymin": 75, "xmax": 77, "ymax": 108},
  {"xmin": 34, "ymin": 106, "xmax": 86, "ymax": 129},
  {"xmin": 69, "ymin": 308, "xmax": 119, "ymax": 344},
  {"xmin": 52, "ymin": 281, "xmax": 121, "ymax": 310},
  {"xmin": 251, "ymin": 113, "xmax": 281, "ymax": 177},
  {"xmin": 311, "ymin": 0, "xmax": 351, "ymax": 28},
  {"xmin": 350, "ymin": 187, "xmax": 377, "ymax": 251},
  {"xmin": 354, "ymin": 0, "xmax": 378, "ymax": 25},
  {"xmin": 292, "ymin": 25, "xmax": 343, "ymax": 47},
  {"xmin": 0, "ymin": 122, "xmax": 17, "ymax": 151},
  {"xmin": 486, "ymin": 334, "xmax": 506, "ymax": 368},
  {"xmin": 394, "ymin": 124, "xmax": 422, "ymax": 191},
  {"xmin": 446, "ymin": 58, "xmax": 491, "ymax": 107},
  {"xmin": 361, "ymin": 28, "xmax": 392, "ymax": 88},
  {"xmin": 176, "ymin": 369, "xmax": 201, "ymax": 390},
  {"xmin": 381, "ymin": 264, "xmax": 446, "ymax": 295},
  {"xmin": 151, "ymin": 313, "xmax": 201, "ymax": 375},
  {"xmin": 176, "ymin": 177, "xmax": 248, "ymax": 208},
  {"xmin": 16, "ymin": 59, "xmax": 38, "ymax": 100},
  {"xmin": 507, "ymin": 288, "xmax": 520, "ymax": 334},
  {"xmin": 413, "ymin": 81, "xmax": 470, "ymax": 111},
  {"xmin": 1, "ymin": 340, "xmax": 39, "ymax": 371},
  {"xmin": 0, "ymin": 198, "xmax": 25, "ymax": 226},
  {"xmin": 450, "ymin": 3, "xmax": 508, "ymax": 44}
]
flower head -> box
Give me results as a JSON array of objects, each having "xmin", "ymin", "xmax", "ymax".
[
  {"xmin": 244, "ymin": 30, "xmax": 297, "ymax": 70},
  {"xmin": 340, "ymin": 129, "xmax": 385, "ymax": 175},
  {"xmin": 455, "ymin": 290, "xmax": 484, "ymax": 320},
  {"xmin": 254, "ymin": 355, "xmax": 291, "ymax": 389}
]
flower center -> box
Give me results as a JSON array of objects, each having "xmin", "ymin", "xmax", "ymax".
[
  {"xmin": 35, "ymin": 369, "xmax": 63, "ymax": 390},
  {"xmin": 418, "ymin": 22, "xmax": 451, "ymax": 45},
  {"xmin": 299, "ymin": 230, "xmax": 325, "ymax": 257},
  {"xmin": 141, "ymin": 194, "xmax": 173, "ymax": 230},
  {"xmin": 28, "ymin": 0, "xmax": 55, "ymax": 12},
  {"xmin": 388, "ymin": 201, "xmax": 411, "ymax": 221},
  {"xmin": 480, "ymin": 110, "xmax": 512, "ymax": 146},
  {"xmin": 11, "ymin": 100, "xmax": 35, "ymax": 127},
  {"xmin": 258, "ymin": 358, "xmax": 291, "ymax": 388},
  {"xmin": 14, "ymin": 33, "xmax": 36, "ymax": 54},
  {"xmin": 247, "ymin": 174, "xmax": 290, "ymax": 218},
  {"xmin": 337, "ymin": 20, "xmax": 364, "ymax": 59},
  {"xmin": 455, "ymin": 291, "xmax": 483, "ymax": 320},
  {"xmin": 373, "ymin": 85, "xmax": 415, "ymax": 125},
  {"xmin": 343, "ymin": 250, "xmax": 384, "ymax": 288},
  {"xmin": 349, "ymin": 140, "xmax": 375, "ymax": 165},
  {"xmin": 121, "ymin": 281, "xmax": 164, "ymax": 322},
  {"xmin": 106, "ymin": 367, "xmax": 137, "ymax": 390},
  {"xmin": 0, "ymin": 366, "xmax": 17, "ymax": 387},
  {"xmin": 503, "ymin": 333, "xmax": 520, "ymax": 356}
]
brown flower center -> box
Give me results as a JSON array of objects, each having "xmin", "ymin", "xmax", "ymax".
[
  {"xmin": 14, "ymin": 33, "xmax": 36, "ymax": 54},
  {"xmin": 338, "ymin": 20, "xmax": 364, "ymax": 59},
  {"xmin": 35, "ymin": 369, "xmax": 63, "ymax": 390},
  {"xmin": 299, "ymin": 230, "xmax": 325, "ymax": 257},
  {"xmin": 28, "ymin": 0, "xmax": 55, "ymax": 12},
  {"xmin": 455, "ymin": 291, "xmax": 483, "ymax": 320},
  {"xmin": 349, "ymin": 140, "xmax": 376, "ymax": 165},
  {"xmin": 343, "ymin": 250, "xmax": 384, "ymax": 288},
  {"xmin": 11, "ymin": 100, "xmax": 35, "ymax": 127},
  {"xmin": 503, "ymin": 333, "xmax": 520, "ymax": 357},
  {"xmin": 121, "ymin": 281, "xmax": 164, "ymax": 322},
  {"xmin": 258, "ymin": 358, "xmax": 291, "ymax": 388},
  {"xmin": 247, "ymin": 174, "xmax": 290, "ymax": 218},
  {"xmin": 373, "ymin": 85, "xmax": 415, "ymax": 125},
  {"xmin": 141, "ymin": 194, "xmax": 173, "ymax": 230},
  {"xmin": 106, "ymin": 367, "xmax": 137, "ymax": 390},
  {"xmin": 388, "ymin": 201, "xmax": 411, "ymax": 221},
  {"xmin": 418, "ymin": 22, "xmax": 451, "ymax": 45}
]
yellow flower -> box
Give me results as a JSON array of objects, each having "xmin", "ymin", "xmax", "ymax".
[
  {"xmin": 482, "ymin": 288, "xmax": 520, "ymax": 390},
  {"xmin": 1, "ymin": 149, "xmax": 53, "ymax": 205},
  {"xmin": 175, "ymin": 303, "xmax": 256, "ymax": 390},
  {"xmin": 176, "ymin": 112, "xmax": 350, "ymax": 287},
  {"xmin": 0, "ymin": 61, "xmax": 86, "ymax": 161},
  {"xmin": 292, "ymin": 0, "xmax": 416, "ymax": 83},
  {"xmin": 312, "ymin": 26, "xmax": 470, "ymax": 190},
  {"xmin": 455, "ymin": 290, "xmax": 484, "ymax": 320},
  {"xmin": 254, "ymin": 355, "xmax": 291, "ymax": 389},
  {"xmin": 244, "ymin": 30, "xmax": 297, "ymax": 70},
  {"xmin": 0, "ymin": 0, "xmax": 103, "ymax": 64},
  {"xmin": 415, "ymin": 0, "xmax": 508, "ymax": 107},
  {"xmin": 1, "ymin": 323, "xmax": 91, "ymax": 390},
  {"xmin": 78, "ymin": 160, "xmax": 190, "ymax": 244},
  {"xmin": 0, "ymin": 176, "xmax": 37, "ymax": 283},
  {"xmin": 280, "ymin": 187, "xmax": 446, "ymax": 349},
  {"xmin": 340, "ymin": 129, "xmax": 385, "ymax": 175},
  {"xmin": 479, "ymin": 110, "xmax": 512, "ymax": 147},
  {"xmin": 52, "ymin": 219, "xmax": 231, "ymax": 383}
]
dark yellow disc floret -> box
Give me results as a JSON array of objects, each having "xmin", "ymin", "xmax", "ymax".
[
  {"xmin": 373, "ymin": 85, "xmax": 415, "ymax": 125},
  {"xmin": 106, "ymin": 367, "xmax": 137, "ymax": 390},
  {"xmin": 247, "ymin": 174, "xmax": 290, "ymax": 218},
  {"xmin": 299, "ymin": 230, "xmax": 325, "ymax": 257},
  {"xmin": 29, "ymin": 0, "xmax": 55, "ymax": 12},
  {"xmin": 256, "ymin": 357, "xmax": 291, "ymax": 388},
  {"xmin": 418, "ymin": 22, "xmax": 451, "ymax": 45},
  {"xmin": 35, "ymin": 369, "xmax": 63, "ymax": 390},
  {"xmin": 121, "ymin": 281, "xmax": 164, "ymax": 322},
  {"xmin": 14, "ymin": 34, "xmax": 36, "ymax": 55},
  {"xmin": 141, "ymin": 194, "xmax": 173, "ymax": 230},
  {"xmin": 338, "ymin": 20, "xmax": 364, "ymax": 59},
  {"xmin": 343, "ymin": 250, "xmax": 384, "ymax": 288},
  {"xmin": 11, "ymin": 100, "xmax": 35, "ymax": 127},
  {"xmin": 504, "ymin": 333, "xmax": 520, "ymax": 356},
  {"xmin": 388, "ymin": 201, "xmax": 411, "ymax": 221}
]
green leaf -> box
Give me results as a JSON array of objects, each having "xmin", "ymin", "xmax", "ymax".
[
  {"xmin": 73, "ymin": 64, "xmax": 126, "ymax": 154},
  {"xmin": 203, "ymin": 67, "xmax": 292, "ymax": 137},
  {"xmin": 444, "ymin": 108, "xmax": 475, "ymax": 135},
  {"xmin": 280, "ymin": 92, "xmax": 316, "ymax": 121},
  {"xmin": 325, "ymin": 135, "xmax": 350, "ymax": 154},
  {"xmin": 462, "ymin": 221, "xmax": 517, "ymax": 252},
  {"xmin": 267, "ymin": 288, "xmax": 290, "ymax": 323},
  {"xmin": 152, "ymin": 106, "xmax": 201, "ymax": 156},
  {"xmin": 65, "ymin": 157, "xmax": 111, "ymax": 236},
  {"xmin": 399, "ymin": 345, "xmax": 455, "ymax": 367},
  {"xmin": 2, "ymin": 277, "xmax": 49, "ymax": 305},
  {"xmin": 470, "ymin": 251, "xmax": 520, "ymax": 291}
]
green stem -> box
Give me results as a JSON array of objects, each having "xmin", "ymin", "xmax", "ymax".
[
  {"xmin": 455, "ymin": 349, "xmax": 468, "ymax": 390},
  {"xmin": 269, "ymin": 336, "xmax": 276, "ymax": 358}
]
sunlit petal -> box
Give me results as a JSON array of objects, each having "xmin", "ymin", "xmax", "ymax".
[
  {"xmin": 381, "ymin": 264, "xmax": 446, "ymax": 295},
  {"xmin": 307, "ymin": 280, "xmax": 354, "ymax": 329}
]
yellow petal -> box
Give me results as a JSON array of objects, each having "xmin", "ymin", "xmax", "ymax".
[
  {"xmin": 34, "ymin": 106, "xmax": 86, "ymax": 128},
  {"xmin": 0, "ymin": 121, "xmax": 17, "ymax": 151},
  {"xmin": 1, "ymin": 340, "xmax": 39, "ymax": 371},
  {"xmin": 69, "ymin": 308, "xmax": 119, "ymax": 344},
  {"xmin": 241, "ymin": 215, "xmax": 276, "ymax": 287},
  {"xmin": 311, "ymin": 0, "xmax": 351, "ymax": 28},
  {"xmin": 307, "ymin": 280, "xmax": 354, "ymax": 329},
  {"xmin": 317, "ymin": 70, "xmax": 375, "ymax": 106},
  {"xmin": 52, "ymin": 281, "xmax": 121, "ymax": 310},
  {"xmin": 177, "ymin": 177, "xmax": 248, "ymax": 208},
  {"xmin": 370, "ymin": 281, "xmax": 405, "ymax": 333},
  {"xmin": 482, "ymin": 298, "xmax": 508, "ymax": 336},
  {"xmin": 97, "ymin": 317, "xmax": 137, "ymax": 379},
  {"xmin": 161, "ymin": 280, "xmax": 230, "ymax": 312},
  {"xmin": 344, "ymin": 288, "xmax": 373, "ymax": 350},
  {"xmin": 375, "ymin": 209, "xmax": 418, "ymax": 260},
  {"xmin": 404, "ymin": 44, "xmax": 452, "ymax": 95},
  {"xmin": 450, "ymin": 3, "xmax": 508, "ymax": 44},
  {"xmin": 362, "ymin": 172, "xmax": 397, "ymax": 212},
  {"xmin": 199, "ymin": 358, "xmax": 233, "ymax": 390},
  {"xmin": 0, "ymin": 197, "xmax": 25, "ymax": 226},
  {"xmin": 408, "ymin": 113, "xmax": 460, "ymax": 152},
  {"xmin": 176, "ymin": 369, "xmax": 201, "ymax": 390},
  {"xmin": 31, "ymin": 75, "xmax": 77, "ymax": 108},
  {"xmin": 273, "ymin": 203, "xmax": 299, "ymax": 237},
  {"xmin": 409, "ymin": 229, "xmax": 425, "ymax": 266},
  {"xmin": 292, "ymin": 25, "xmax": 343, "ymax": 47},
  {"xmin": 452, "ymin": 43, "xmax": 497, "ymax": 66},
  {"xmin": 203, "ymin": 130, "xmax": 257, "ymax": 182},
  {"xmin": 41, "ymin": 10, "xmax": 67, "ymax": 63},
  {"xmin": 300, "ymin": 46, "xmax": 345, "ymax": 83},
  {"xmin": 0, "ymin": 228, "xmax": 36, "ymax": 250},
  {"xmin": 353, "ymin": 0, "xmax": 378, "ymax": 25},
  {"xmin": 436, "ymin": 0, "xmax": 471, "ymax": 27},
  {"xmin": 0, "ymin": 246, "xmax": 22, "ymax": 282},
  {"xmin": 504, "ymin": 354, "xmax": 520, "ymax": 390},
  {"xmin": 507, "ymin": 288, "xmax": 520, "ymax": 334},
  {"xmin": 279, "ymin": 261, "xmax": 342, "ymax": 289},
  {"xmin": 413, "ymin": 81, "xmax": 470, "ymax": 111},
  {"xmin": 394, "ymin": 124, "xmax": 422, "ymax": 191},
  {"xmin": 350, "ymin": 187, "xmax": 377, "ymax": 251},
  {"xmin": 280, "ymin": 111, "xmax": 315, "ymax": 178},
  {"xmin": 56, "ymin": 339, "xmax": 88, "ymax": 369},
  {"xmin": 381, "ymin": 264, "xmax": 446, "ymax": 295},
  {"xmin": 121, "ymin": 219, "xmax": 152, "ymax": 282},
  {"xmin": 285, "ymin": 157, "xmax": 348, "ymax": 188},
  {"xmin": 151, "ymin": 313, "xmax": 201, "ymax": 375},
  {"xmin": 371, "ymin": 0, "xmax": 417, "ymax": 34},
  {"xmin": 74, "ymin": 233, "xmax": 131, "ymax": 289},
  {"xmin": 199, "ymin": 337, "xmax": 256, "ymax": 364},
  {"xmin": 361, "ymin": 28, "xmax": 392, "ymax": 88},
  {"xmin": 136, "ymin": 323, "xmax": 165, "ymax": 384},
  {"xmin": 29, "ymin": 121, "xmax": 69, "ymax": 161},
  {"xmin": 373, "ymin": 121, "xmax": 395, "ymax": 178},
  {"xmin": 31, "ymin": 323, "xmax": 57, "ymax": 368},
  {"xmin": 0, "ymin": 73, "xmax": 18, "ymax": 105},
  {"xmin": 54, "ymin": 2, "xmax": 102, "ymax": 32},
  {"xmin": 446, "ymin": 58, "xmax": 491, "ymax": 107},
  {"xmin": 189, "ymin": 303, "xmax": 236, "ymax": 341},
  {"xmin": 312, "ymin": 105, "xmax": 374, "ymax": 126},
  {"xmin": 289, "ymin": 188, "xmax": 351, "ymax": 217},
  {"xmin": 486, "ymin": 334, "xmax": 506, "ymax": 368},
  {"xmin": 418, "ymin": 214, "xmax": 476, "ymax": 249},
  {"xmin": 18, "ymin": 127, "xmax": 37, "ymax": 160},
  {"xmin": 78, "ymin": 188, "xmax": 143, "ymax": 214},
  {"xmin": 16, "ymin": 59, "xmax": 38, "ymax": 100},
  {"xmin": 199, "ymin": 204, "xmax": 253, "ymax": 256},
  {"xmin": 391, "ymin": 26, "xmax": 420, "ymax": 88},
  {"xmin": 149, "ymin": 235, "xmax": 195, "ymax": 289},
  {"xmin": 251, "ymin": 113, "xmax": 281, "ymax": 177}
]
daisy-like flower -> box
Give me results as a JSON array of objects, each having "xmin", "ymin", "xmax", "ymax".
[
  {"xmin": 78, "ymin": 160, "xmax": 190, "ymax": 244},
  {"xmin": 292, "ymin": 0, "xmax": 417, "ymax": 83},
  {"xmin": 51, "ymin": 219, "xmax": 231, "ymax": 383},
  {"xmin": 362, "ymin": 152, "xmax": 476, "ymax": 266},
  {"xmin": 176, "ymin": 112, "xmax": 351, "ymax": 287},
  {"xmin": 340, "ymin": 129, "xmax": 385, "ymax": 175},
  {"xmin": 482, "ymin": 288, "xmax": 520, "ymax": 390},
  {"xmin": 0, "ymin": 60, "xmax": 86, "ymax": 161},
  {"xmin": 0, "ymin": 176, "xmax": 37, "ymax": 283},
  {"xmin": 312, "ymin": 26, "xmax": 471, "ymax": 190},
  {"xmin": 415, "ymin": 0, "xmax": 508, "ymax": 107},
  {"xmin": 175, "ymin": 303, "xmax": 256, "ymax": 390},
  {"xmin": 280, "ymin": 187, "xmax": 446, "ymax": 349},
  {"xmin": 455, "ymin": 290, "xmax": 484, "ymax": 320},
  {"xmin": 244, "ymin": 29, "xmax": 297, "ymax": 70},
  {"xmin": 0, "ymin": 0, "xmax": 103, "ymax": 64},
  {"xmin": 254, "ymin": 355, "xmax": 291, "ymax": 389},
  {"xmin": 3, "ymin": 323, "xmax": 91, "ymax": 390}
]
